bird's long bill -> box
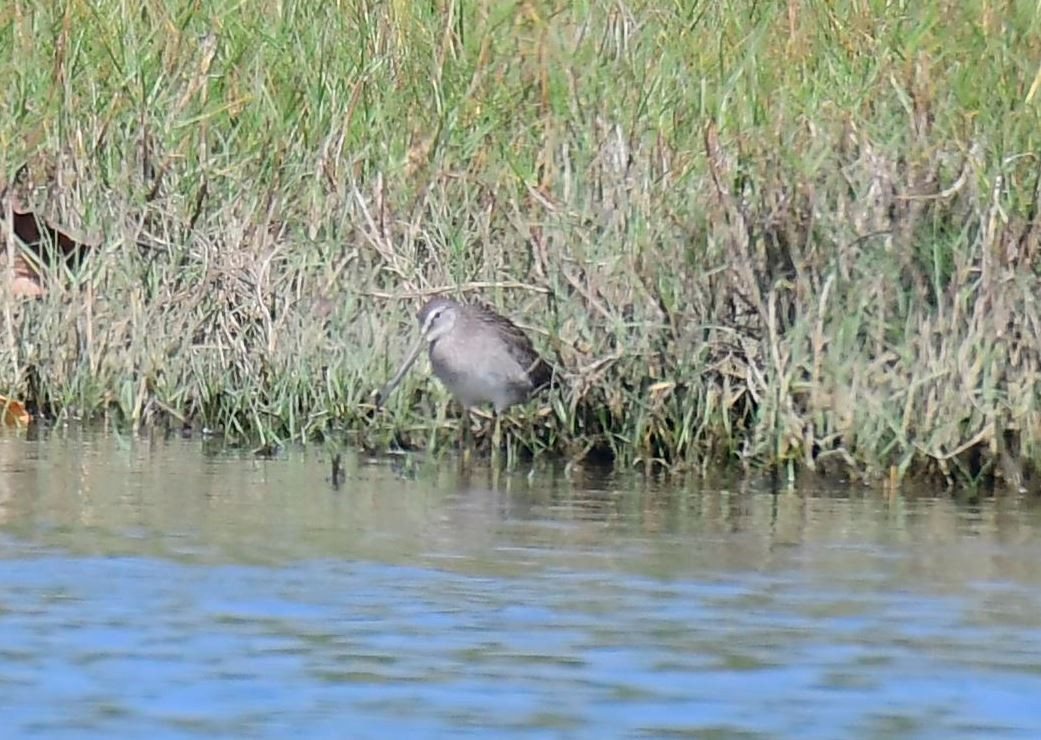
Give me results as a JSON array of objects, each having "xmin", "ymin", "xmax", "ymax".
[{"xmin": 376, "ymin": 334, "xmax": 426, "ymax": 408}]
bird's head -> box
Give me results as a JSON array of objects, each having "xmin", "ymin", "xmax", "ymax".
[{"xmin": 418, "ymin": 297, "xmax": 459, "ymax": 343}]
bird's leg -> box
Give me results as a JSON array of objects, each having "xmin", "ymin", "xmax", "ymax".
[
  {"xmin": 461, "ymin": 407, "xmax": 474, "ymax": 466},
  {"xmin": 490, "ymin": 411, "xmax": 502, "ymax": 469},
  {"xmin": 492, "ymin": 411, "xmax": 502, "ymax": 451}
]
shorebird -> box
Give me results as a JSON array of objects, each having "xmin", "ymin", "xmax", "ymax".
[{"xmin": 377, "ymin": 297, "xmax": 552, "ymax": 448}]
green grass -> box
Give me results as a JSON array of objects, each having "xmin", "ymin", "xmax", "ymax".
[{"xmin": 2, "ymin": 0, "xmax": 1041, "ymax": 487}]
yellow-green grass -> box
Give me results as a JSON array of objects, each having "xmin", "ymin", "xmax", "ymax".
[{"xmin": 2, "ymin": 0, "xmax": 1041, "ymax": 487}]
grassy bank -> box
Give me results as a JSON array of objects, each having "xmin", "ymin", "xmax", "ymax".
[{"xmin": 2, "ymin": 1, "xmax": 1041, "ymax": 486}]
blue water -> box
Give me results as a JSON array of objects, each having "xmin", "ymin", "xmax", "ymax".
[{"xmin": 0, "ymin": 433, "xmax": 1040, "ymax": 737}]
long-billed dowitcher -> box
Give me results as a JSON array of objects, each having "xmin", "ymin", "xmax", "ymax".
[{"xmin": 377, "ymin": 297, "xmax": 552, "ymax": 445}]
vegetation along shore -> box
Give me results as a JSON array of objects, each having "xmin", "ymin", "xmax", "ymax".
[{"xmin": 2, "ymin": 2, "xmax": 1040, "ymax": 487}]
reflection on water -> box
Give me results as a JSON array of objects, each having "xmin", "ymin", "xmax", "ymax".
[{"xmin": 0, "ymin": 431, "xmax": 1040, "ymax": 736}]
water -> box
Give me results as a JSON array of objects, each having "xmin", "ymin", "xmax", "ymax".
[{"xmin": 1, "ymin": 432, "xmax": 1040, "ymax": 738}]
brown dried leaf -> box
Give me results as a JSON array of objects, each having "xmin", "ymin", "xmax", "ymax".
[{"xmin": 0, "ymin": 396, "xmax": 31, "ymax": 427}]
